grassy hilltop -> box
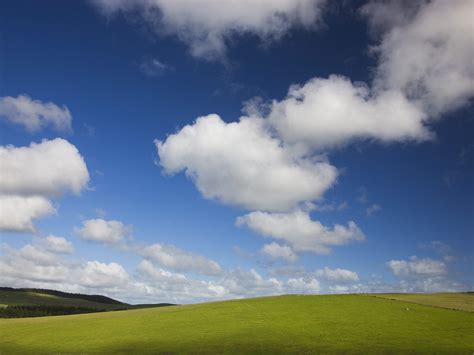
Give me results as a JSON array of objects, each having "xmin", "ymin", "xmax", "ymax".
[{"xmin": 0, "ymin": 293, "xmax": 473, "ymax": 354}]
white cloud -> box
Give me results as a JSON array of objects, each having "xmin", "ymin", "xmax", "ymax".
[
  {"xmin": 156, "ymin": 114, "xmax": 337, "ymax": 211},
  {"xmin": 363, "ymin": 0, "xmax": 474, "ymax": 116},
  {"xmin": 137, "ymin": 260, "xmax": 188, "ymax": 284},
  {"xmin": 286, "ymin": 277, "xmax": 320, "ymax": 294},
  {"xmin": 42, "ymin": 235, "xmax": 74, "ymax": 254},
  {"xmin": 397, "ymin": 278, "xmax": 467, "ymax": 293},
  {"xmin": 387, "ymin": 256, "xmax": 447, "ymax": 278},
  {"xmin": 10, "ymin": 237, "xmax": 74, "ymax": 266},
  {"xmin": 313, "ymin": 201, "xmax": 348, "ymax": 212},
  {"xmin": 421, "ymin": 241, "xmax": 456, "ymax": 262},
  {"xmin": 360, "ymin": 1, "xmax": 422, "ymax": 33},
  {"xmin": 276, "ymin": 264, "xmax": 467, "ymax": 295},
  {"xmin": 137, "ymin": 263, "xmax": 285, "ymax": 302},
  {"xmin": 79, "ymin": 261, "xmax": 130, "ymax": 288},
  {"xmin": 218, "ymin": 268, "xmax": 323, "ymax": 297},
  {"xmin": 428, "ymin": 241, "xmax": 452, "ymax": 255},
  {"xmin": 236, "ymin": 210, "xmax": 365, "ymax": 255},
  {"xmin": 136, "ymin": 260, "xmax": 227, "ymax": 302},
  {"xmin": 0, "ymin": 95, "xmax": 72, "ymax": 133},
  {"xmin": 75, "ymin": 219, "xmax": 132, "ymax": 244},
  {"xmin": 74, "ymin": 229, "xmax": 222, "ymax": 276},
  {"xmin": 263, "ymin": 0, "xmax": 474, "ymax": 151},
  {"xmin": 266, "ymin": 75, "xmax": 429, "ymax": 151},
  {"xmin": 153, "ymin": 1, "xmax": 474, "ymax": 224},
  {"xmin": 92, "ymin": 0, "xmax": 327, "ymax": 60},
  {"xmin": 218, "ymin": 268, "xmax": 283, "ymax": 297},
  {"xmin": 0, "ymin": 256, "xmax": 70, "ymax": 284},
  {"xmin": 268, "ymin": 264, "xmax": 307, "ymax": 278},
  {"xmin": 0, "ymin": 242, "xmax": 131, "ymax": 295},
  {"xmin": 0, "ymin": 139, "xmax": 89, "ymax": 233},
  {"xmin": 268, "ymin": 265, "xmax": 360, "ymax": 293},
  {"xmin": 365, "ymin": 203, "xmax": 381, "ymax": 217},
  {"xmin": 0, "ymin": 238, "xmax": 322, "ymax": 304},
  {"xmin": 381, "ymin": 254, "xmax": 466, "ymax": 292},
  {"xmin": 315, "ymin": 267, "xmax": 359, "ymax": 282},
  {"xmin": 83, "ymin": 2, "xmax": 474, "ymax": 296},
  {"xmin": 0, "ymin": 138, "xmax": 89, "ymax": 197},
  {"xmin": 0, "ymin": 195, "xmax": 55, "ymax": 233},
  {"xmin": 138, "ymin": 242, "xmax": 222, "ymax": 275},
  {"xmin": 137, "ymin": 260, "xmax": 237, "ymax": 301},
  {"xmin": 315, "ymin": 256, "xmax": 467, "ymax": 294},
  {"xmin": 140, "ymin": 58, "xmax": 172, "ymax": 77},
  {"xmin": 154, "ymin": 28, "xmax": 471, "ymax": 215},
  {"xmin": 4, "ymin": 237, "xmax": 466, "ymax": 303},
  {"xmin": 261, "ymin": 242, "xmax": 298, "ymax": 262},
  {"xmin": 0, "ymin": 240, "xmax": 75, "ymax": 285},
  {"xmin": 16, "ymin": 244, "xmax": 60, "ymax": 266},
  {"xmin": 328, "ymin": 275, "xmax": 467, "ymax": 294}
]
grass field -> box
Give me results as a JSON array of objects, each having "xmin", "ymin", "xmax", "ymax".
[
  {"xmin": 0, "ymin": 294, "xmax": 473, "ymax": 354},
  {"xmin": 373, "ymin": 292, "xmax": 474, "ymax": 312}
]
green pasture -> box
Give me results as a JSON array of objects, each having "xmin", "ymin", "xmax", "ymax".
[
  {"xmin": 0, "ymin": 294, "xmax": 472, "ymax": 354},
  {"xmin": 373, "ymin": 292, "xmax": 474, "ymax": 312}
]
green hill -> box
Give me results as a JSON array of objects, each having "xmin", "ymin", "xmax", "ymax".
[
  {"xmin": 0, "ymin": 293, "xmax": 473, "ymax": 354},
  {"xmin": 0, "ymin": 287, "xmax": 174, "ymax": 317},
  {"xmin": 372, "ymin": 292, "xmax": 474, "ymax": 312}
]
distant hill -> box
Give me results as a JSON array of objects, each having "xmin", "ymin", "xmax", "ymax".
[
  {"xmin": 0, "ymin": 287, "xmax": 175, "ymax": 318},
  {"xmin": 0, "ymin": 287, "xmax": 125, "ymax": 305}
]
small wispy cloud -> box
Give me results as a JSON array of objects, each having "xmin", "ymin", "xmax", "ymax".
[
  {"xmin": 356, "ymin": 187, "xmax": 381, "ymax": 216},
  {"xmin": 366, "ymin": 204, "xmax": 381, "ymax": 217},
  {"xmin": 420, "ymin": 241, "xmax": 457, "ymax": 263},
  {"xmin": 83, "ymin": 123, "xmax": 96, "ymax": 137},
  {"xmin": 0, "ymin": 94, "xmax": 72, "ymax": 133},
  {"xmin": 313, "ymin": 201, "xmax": 349, "ymax": 212},
  {"xmin": 139, "ymin": 57, "xmax": 173, "ymax": 77},
  {"xmin": 356, "ymin": 186, "xmax": 368, "ymax": 204}
]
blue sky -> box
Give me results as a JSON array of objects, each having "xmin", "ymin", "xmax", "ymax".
[{"xmin": 0, "ymin": 0, "xmax": 472, "ymax": 303}]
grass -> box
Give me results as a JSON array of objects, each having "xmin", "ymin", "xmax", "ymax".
[
  {"xmin": 27, "ymin": 292, "xmax": 58, "ymax": 299},
  {"xmin": 372, "ymin": 292, "xmax": 474, "ymax": 312},
  {"xmin": 0, "ymin": 294, "xmax": 473, "ymax": 354}
]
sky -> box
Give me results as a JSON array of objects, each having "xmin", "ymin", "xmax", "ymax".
[{"xmin": 0, "ymin": 0, "xmax": 473, "ymax": 304}]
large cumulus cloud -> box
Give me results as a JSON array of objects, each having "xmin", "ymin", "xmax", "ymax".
[{"xmin": 0, "ymin": 138, "xmax": 89, "ymax": 232}]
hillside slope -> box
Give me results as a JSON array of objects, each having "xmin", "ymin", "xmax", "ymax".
[
  {"xmin": 372, "ymin": 292, "xmax": 474, "ymax": 312},
  {"xmin": 0, "ymin": 294, "xmax": 472, "ymax": 354},
  {"xmin": 0, "ymin": 287, "xmax": 126, "ymax": 310},
  {"xmin": 0, "ymin": 288, "xmax": 174, "ymax": 317}
]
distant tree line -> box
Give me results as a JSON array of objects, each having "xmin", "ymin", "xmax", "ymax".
[
  {"xmin": 0, "ymin": 287, "xmax": 125, "ymax": 305},
  {"xmin": 0, "ymin": 305, "xmax": 109, "ymax": 318}
]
